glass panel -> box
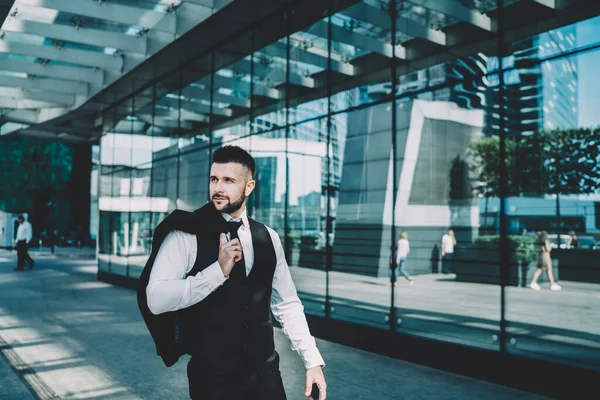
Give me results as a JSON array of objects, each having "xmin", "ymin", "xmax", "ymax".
[
  {"xmin": 393, "ymin": 89, "xmax": 500, "ymax": 350},
  {"xmin": 252, "ymin": 11, "xmax": 288, "ymax": 133},
  {"xmin": 329, "ymin": 1, "xmax": 394, "ymax": 111},
  {"xmin": 98, "ymin": 117, "xmax": 115, "ymax": 274},
  {"xmin": 286, "ymin": 120, "xmax": 328, "ymax": 317},
  {"xmin": 177, "ymin": 144, "xmax": 211, "ymax": 212},
  {"xmin": 505, "ymin": 42, "xmax": 600, "ymax": 370},
  {"xmin": 127, "ymin": 88, "xmax": 157, "ymax": 279},
  {"xmin": 288, "ymin": 17, "xmax": 330, "ymax": 125},
  {"xmin": 110, "ymin": 97, "xmax": 135, "ymax": 277},
  {"xmin": 330, "ymin": 103, "xmax": 392, "ymax": 329},
  {"xmin": 152, "ymin": 76, "xmax": 181, "ymax": 217},
  {"xmin": 177, "ymin": 54, "xmax": 213, "ymax": 212},
  {"xmin": 180, "ymin": 54, "xmax": 212, "ymax": 146},
  {"xmin": 212, "ymin": 34, "xmax": 252, "ymax": 141}
]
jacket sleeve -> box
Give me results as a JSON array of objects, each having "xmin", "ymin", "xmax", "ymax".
[{"xmin": 136, "ymin": 210, "xmax": 195, "ymax": 367}]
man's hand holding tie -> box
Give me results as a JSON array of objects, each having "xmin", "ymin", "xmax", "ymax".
[{"xmin": 218, "ymin": 233, "xmax": 243, "ymax": 277}]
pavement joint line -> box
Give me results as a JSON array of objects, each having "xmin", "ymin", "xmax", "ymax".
[{"xmin": 0, "ymin": 335, "xmax": 61, "ymax": 400}]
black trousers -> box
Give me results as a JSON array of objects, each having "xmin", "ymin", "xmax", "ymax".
[
  {"xmin": 16, "ymin": 241, "xmax": 34, "ymax": 269},
  {"xmin": 189, "ymin": 351, "xmax": 286, "ymax": 400}
]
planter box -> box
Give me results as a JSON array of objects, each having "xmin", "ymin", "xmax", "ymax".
[
  {"xmin": 552, "ymin": 249, "xmax": 600, "ymax": 283},
  {"xmin": 453, "ymin": 246, "xmax": 559, "ymax": 287}
]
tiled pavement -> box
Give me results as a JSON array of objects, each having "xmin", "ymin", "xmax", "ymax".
[{"xmin": 0, "ymin": 253, "xmax": 549, "ymax": 399}]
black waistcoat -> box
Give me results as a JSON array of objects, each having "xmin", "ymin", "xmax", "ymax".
[{"xmin": 180, "ymin": 211, "xmax": 278, "ymax": 380}]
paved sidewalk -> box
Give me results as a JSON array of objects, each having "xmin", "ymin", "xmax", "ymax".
[
  {"xmin": 0, "ymin": 255, "xmax": 548, "ymax": 399},
  {"xmin": 291, "ymin": 266, "xmax": 600, "ymax": 371},
  {"xmin": 0, "ymin": 349, "xmax": 36, "ymax": 400}
]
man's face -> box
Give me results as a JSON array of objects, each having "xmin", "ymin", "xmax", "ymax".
[
  {"xmin": 209, "ymin": 162, "xmax": 255, "ymax": 214},
  {"xmin": 18, "ymin": 218, "xmax": 24, "ymax": 224},
  {"xmin": 448, "ymin": 229, "xmax": 454, "ymax": 236}
]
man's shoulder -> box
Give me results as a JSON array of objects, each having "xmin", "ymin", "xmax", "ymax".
[
  {"xmin": 157, "ymin": 207, "xmax": 213, "ymax": 232},
  {"xmin": 249, "ymin": 218, "xmax": 277, "ymax": 234},
  {"xmin": 248, "ymin": 218, "xmax": 282, "ymax": 245}
]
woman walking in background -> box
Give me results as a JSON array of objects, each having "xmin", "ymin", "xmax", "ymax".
[
  {"xmin": 529, "ymin": 231, "xmax": 561, "ymax": 291},
  {"xmin": 394, "ymin": 232, "xmax": 414, "ymax": 286}
]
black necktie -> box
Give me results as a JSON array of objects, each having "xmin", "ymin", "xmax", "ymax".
[{"xmin": 227, "ymin": 221, "xmax": 246, "ymax": 278}]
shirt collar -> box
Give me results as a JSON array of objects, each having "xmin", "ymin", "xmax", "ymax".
[{"xmin": 221, "ymin": 210, "xmax": 249, "ymax": 228}]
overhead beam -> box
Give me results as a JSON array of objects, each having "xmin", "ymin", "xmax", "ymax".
[
  {"xmin": 533, "ymin": 0, "xmax": 575, "ymax": 9},
  {"xmin": 0, "ymin": 59, "xmax": 103, "ymax": 87},
  {"xmin": 391, "ymin": 0, "xmax": 492, "ymax": 31},
  {"xmin": 0, "ymin": 122, "xmax": 29, "ymax": 136},
  {"xmin": 158, "ymin": 95, "xmax": 232, "ymax": 117},
  {"xmin": 309, "ymin": 20, "xmax": 406, "ymax": 59},
  {"xmin": 0, "ymin": 39, "xmax": 123, "ymax": 71},
  {"xmin": 1, "ymin": 109, "xmax": 40, "ymax": 124},
  {"xmin": 2, "ymin": 18, "xmax": 147, "ymax": 54},
  {"xmin": 148, "ymin": 107, "xmax": 209, "ymax": 124},
  {"xmin": 16, "ymin": 0, "xmax": 177, "ymax": 34},
  {"xmin": 188, "ymin": 82, "xmax": 252, "ymax": 108},
  {"xmin": 267, "ymin": 41, "xmax": 355, "ymax": 76},
  {"xmin": 341, "ymin": 2, "xmax": 447, "ymax": 46},
  {"xmin": 533, "ymin": 0, "xmax": 557, "ymax": 7},
  {"xmin": 20, "ymin": 128, "xmax": 92, "ymax": 143},
  {"xmin": 0, "ymin": 86, "xmax": 76, "ymax": 106},
  {"xmin": 212, "ymin": 74, "xmax": 284, "ymax": 100},
  {"xmin": 182, "ymin": 0, "xmax": 214, "ymax": 7},
  {"xmin": 0, "ymin": 97, "xmax": 60, "ymax": 109},
  {"xmin": 232, "ymin": 57, "xmax": 316, "ymax": 88},
  {"xmin": 0, "ymin": 75, "xmax": 88, "ymax": 96}
]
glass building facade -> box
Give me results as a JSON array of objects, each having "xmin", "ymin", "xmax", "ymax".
[{"xmin": 95, "ymin": 0, "xmax": 600, "ymax": 375}]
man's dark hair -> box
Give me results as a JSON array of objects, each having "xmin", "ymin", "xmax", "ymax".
[
  {"xmin": 212, "ymin": 146, "xmax": 255, "ymax": 178},
  {"xmin": 17, "ymin": 215, "xmax": 24, "ymax": 221}
]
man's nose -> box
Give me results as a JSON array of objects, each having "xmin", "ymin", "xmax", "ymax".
[{"xmin": 214, "ymin": 181, "xmax": 225, "ymax": 193}]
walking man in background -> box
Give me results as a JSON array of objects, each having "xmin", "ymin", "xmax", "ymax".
[
  {"xmin": 441, "ymin": 228, "xmax": 456, "ymax": 274},
  {"xmin": 14, "ymin": 215, "xmax": 34, "ymax": 271},
  {"xmin": 140, "ymin": 146, "xmax": 326, "ymax": 400}
]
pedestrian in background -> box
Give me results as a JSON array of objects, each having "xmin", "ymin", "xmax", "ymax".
[
  {"xmin": 441, "ymin": 229, "xmax": 456, "ymax": 274},
  {"xmin": 529, "ymin": 231, "xmax": 561, "ymax": 291},
  {"xmin": 14, "ymin": 215, "xmax": 35, "ymax": 271},
  {"xmin": 393, "ymin": 232, "xmax": 414, "ymax": 286}
]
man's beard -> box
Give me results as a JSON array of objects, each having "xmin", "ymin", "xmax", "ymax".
[{"xmin": 212, "ymin": 192, "xmax": 246, "ymax": 214}]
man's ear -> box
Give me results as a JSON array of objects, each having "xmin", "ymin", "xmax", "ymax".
[{"xmin": 245, "ymin": 179, "xmax": 256, "ymax": 196}]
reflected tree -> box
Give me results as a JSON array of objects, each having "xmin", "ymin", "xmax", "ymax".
[{"xmin": 468, "ymin": 127, "xmax": 600, "ymax": 234}]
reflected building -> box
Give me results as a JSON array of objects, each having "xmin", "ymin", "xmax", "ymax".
[
  {"xmin": 334, "ymin": 99, "xmax": 483, "ymax": 276},
  {"xmin": 485, "ymin": 25, "xmax": 578, "ymax": 136}
]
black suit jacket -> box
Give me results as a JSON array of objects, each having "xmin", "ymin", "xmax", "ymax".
[{"xmin": 137, "ymin": 202, "xmax": 228, "ymax": 367}]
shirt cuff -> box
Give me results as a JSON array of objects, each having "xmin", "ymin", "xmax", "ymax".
[
  {"xmin": 303, "ymin": 348, "xmax": 325, "ymax": 370},
  {"xmin": 201, "ymin": 261, "xmax": 228, "ymax": 290}
]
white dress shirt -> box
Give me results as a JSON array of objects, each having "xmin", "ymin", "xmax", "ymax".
[
  {"xmin": 15, "ymin": 221, "xmax": 33, "ymax": 243},
  {"xmin": 146, "ymin": 210, "xmax": 325, "ymax": 369},
  {"xmin": 442, "ymin": 234, "xmax": 455, "ymax": 254}
]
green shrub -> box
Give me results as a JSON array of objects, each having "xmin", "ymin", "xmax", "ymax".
[{"xmin": 474, "ymin": 235, "xmax": 536, "ymax": 264}]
